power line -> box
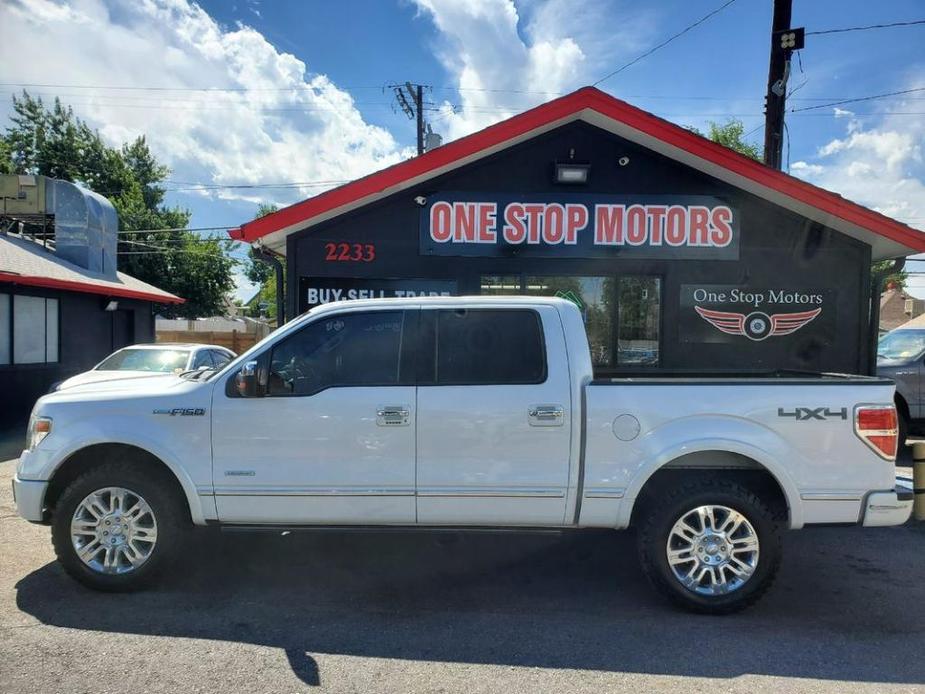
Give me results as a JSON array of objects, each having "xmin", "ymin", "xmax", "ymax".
[
  {"xmin": 592, "ymin": 0, "xmax": 739, "ymax": 86},
  {"xmin": 790, "ymin": 86, "xmax": 925, "ymax": 112},
  {"xmin": 117, "ymin": 226, "xmax": 235, "ymax": 234},
  {"xmin": 0, "ymin": 82, "xmax": 565, "ymax": 96},
  {"xmin": 7, "ymin": 86, "xmax": 925, "ymax": 103},
  {"xmin": 0, "ymin": 82, "xmax": 385, "ymax": 93},
  {"xmin": 163, "ymin": 179, "xmax": 349, "ymax": 191},
  {"xmin": 807, "ymin": 19, "xmax": 925, "ymax": 36}
]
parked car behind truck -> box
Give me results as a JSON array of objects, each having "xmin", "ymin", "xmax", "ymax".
[
  {"xmin": 14, "ymin": 297, "xmax": 912, "ymax": 613},
  {"xmin": 53, "ymin": 343, "xmax": 236, "ymax": 391},
  {"xmin": 877, "ymin": 326, "xmax": 925, "ymax": 443}
]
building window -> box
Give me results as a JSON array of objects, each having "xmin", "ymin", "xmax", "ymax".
[
  {"xmin": 479, "ymin": 274, "xmax": 661, "ymax": 371},
  {"xmin": 525, "ymin": 276, "xmax": 612, "ymax": 368},
  {"xmin": 0, "ymin": 294, "xmax": 59, "ymax": 365},
  {"xmin": 616, "ymin": 277, "xmax": 660, "ymax": 366}
]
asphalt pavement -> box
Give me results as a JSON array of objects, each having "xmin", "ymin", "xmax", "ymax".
[{"xmin": 2, "ymin": 457, "xmax": 925, "ymax": 694}]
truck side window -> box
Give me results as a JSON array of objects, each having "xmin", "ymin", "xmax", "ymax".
[
  {"xmin": 267, "ymin": 311, "xmax": 405, "ymax": 395},
  {"xmin": 433, "ymin": 309, "xmax": 546, "ymax": 385}
]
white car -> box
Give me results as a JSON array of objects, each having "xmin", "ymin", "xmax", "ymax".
[
  {"xmin": 14, "ymin": 297, "xmax": 911, "ymax": 613},
  {"xmin": 53, "ymin": 343, "xmax": 236, "ymax": 391}
]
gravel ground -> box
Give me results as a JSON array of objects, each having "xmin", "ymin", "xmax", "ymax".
[{"xmin": 2, "ymin": 458, "xmax": 925, "ymax": 694}]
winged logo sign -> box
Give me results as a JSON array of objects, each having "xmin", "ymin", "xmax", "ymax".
[
  {"xmin": 694, "ymin": 306, "xmax": 822, "ymax": 341},
  {"xmin": 680, "ymin": 285, "xmax": 833, "ymax": 346}
]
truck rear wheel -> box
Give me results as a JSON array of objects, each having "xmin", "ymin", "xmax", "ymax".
[
  {"xmin": 51, "ymin": 462, "xmax": 186, "ymax": 591},
  {"xmin": 636, "ymin": 478, "xmax": 782, "ymax": 614}
]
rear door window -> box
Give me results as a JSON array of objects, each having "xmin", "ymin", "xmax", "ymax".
[{"xmin": 425, "ymin": 308, "xmax": 546, "ymax": 385}]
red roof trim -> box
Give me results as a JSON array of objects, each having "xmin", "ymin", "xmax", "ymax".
[
  {"xmin": 231, "ymin": 86, "xmax": 925, "ymax": 252},
  {"xmin": 0, "ymin": 272, "xmax": 185, "ymax": 304}
]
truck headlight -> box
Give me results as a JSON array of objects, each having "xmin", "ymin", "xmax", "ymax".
[{"xmin": 27, "ymin": 416, "xmax": 53, "ymax": 450}]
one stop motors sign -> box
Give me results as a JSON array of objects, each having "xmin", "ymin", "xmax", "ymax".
[{"xmin": 420, "ymin": 192, "xmax": 739, "ymax": 260}]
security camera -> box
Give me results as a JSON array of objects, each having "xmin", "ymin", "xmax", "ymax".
[
  {"xmin": 414, "ymin": 195, "xmax": 427, "ymax": 206},
  {"xmin": 618, "ymin": 156, "xmax": 630, "ymax": 167}
]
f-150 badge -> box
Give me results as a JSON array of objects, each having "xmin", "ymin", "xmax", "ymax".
[
  {"xmin": 152, "ymin": 408, "xmax": 206, "ymax": 416},
  {"xmin": 694, "ymin": 306, "xmax": 821, "ymax": 341}
]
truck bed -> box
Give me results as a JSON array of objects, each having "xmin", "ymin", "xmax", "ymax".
[{"xmin": 580, "ymin": 374, "xmax": 897, "ymax": 530}]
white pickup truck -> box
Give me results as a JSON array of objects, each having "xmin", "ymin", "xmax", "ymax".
[{"xmin": 13, "ymin": 297, "xmax": 912, "ymax": 613}]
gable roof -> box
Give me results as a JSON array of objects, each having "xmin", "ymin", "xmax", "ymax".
[
  {"xmin": 0, "ymin": 234, "xmax": 184, "ymax": 304},
  {"xmin": 229, "ymin": 86, "xmax": 925, "ymax": 261}
]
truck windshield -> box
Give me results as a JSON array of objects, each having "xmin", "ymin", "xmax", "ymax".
[
  {"xmin": 878, "ymin": 330, "xmax": 925, "ymax": 360},
  {"xmin": 96, "ymin": 348, "xmax": 190, "ymax": 372}
]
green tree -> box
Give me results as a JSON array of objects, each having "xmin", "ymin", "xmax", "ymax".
[
  {"xmin": 873, "ymin": 259, "xmax": 908, "ymax": 290},
  {"xmin": 0, "ymin": 137, "xmax": 12, "ymax": 174},
  {"xmin": 241, "ymin": 203, "xmax": 284, "ymax": 322},
  {"xmin": 690, "ymin": 118, "xmax": 762, "ymax": 161},
  {"xmin": 244, "ymin": 203, "xmax": 279, "ymax": 286},
  {"xmin": 2, "ymin": 91, "xmax": 235, "ymax": 318}
]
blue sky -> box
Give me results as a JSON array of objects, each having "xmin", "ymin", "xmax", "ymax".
[{"xmin": 1, "ymin": 0, "xmax": 923, "ymax": 299}]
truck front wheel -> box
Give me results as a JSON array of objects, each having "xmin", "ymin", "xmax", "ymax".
[
  {"xmin": 51, "ymin": 462, "xmax": 187, "ymax": 591},
  {"xmin": 636, "ymin": 478, "xmax": 782, "ymax": 614}
]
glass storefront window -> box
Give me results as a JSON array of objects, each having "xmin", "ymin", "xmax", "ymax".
[
  {"xmin": 479, "ymin": 274, "xmax": 661, "ymax": 371},
  {"xmin": 524, "ymin": 276, "xmax": 612, "ymax": 369},
  {"xmin": 617, "ymin": 277, "xmax": 660, "ymax": 366}
]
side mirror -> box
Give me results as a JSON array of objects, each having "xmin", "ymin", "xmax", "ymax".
[{"xmin": 234, "ymin": 360, "xmax": 263, "ymax": 397}]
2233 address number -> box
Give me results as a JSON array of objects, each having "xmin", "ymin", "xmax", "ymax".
[{"xmin": 324, "ymin": 242, "xmax": 376, "ymax": 262}]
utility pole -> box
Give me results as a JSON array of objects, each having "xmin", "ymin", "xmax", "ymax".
[
  {"xmin": 390, "ymin": 82, "xmax": 428, "ymax": 156},
  {"xmin": 413, "ymin": 83, "xmax": 424, "ymax": 156},
  {"xmin": 762, "ymin": 0, "xmax": 803, "ymax": 170}
]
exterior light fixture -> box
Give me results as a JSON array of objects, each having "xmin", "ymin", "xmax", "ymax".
[
  {"xmin": 104, "ymin": 300, "xmax": 119, "ymax": 311},
  {"xmin": 773, "ymin": 27, "xmax": 804, "ymax": 52},
  {"xmin": 554, "ymin": 163, "xmax": 590, "ymax": 185}
]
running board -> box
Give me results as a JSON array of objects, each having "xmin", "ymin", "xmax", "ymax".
[{"xmin": 215, "ymin": 523, "xmax": 572, "ymax": 535}]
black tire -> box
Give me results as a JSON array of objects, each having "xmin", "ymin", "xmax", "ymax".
[
  {"xmin": 636, "ymin": 477, "xmax": 782, "ymax": 615},
  {"xmin": 51, "ymin": 461, "xmax": 187, "ymax": 591}
]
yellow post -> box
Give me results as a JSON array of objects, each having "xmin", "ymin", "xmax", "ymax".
[{"xmin": 913, "ymin": 441, "xmax": 925, "ymax": 521}]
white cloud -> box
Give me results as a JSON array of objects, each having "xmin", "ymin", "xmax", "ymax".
[
  {"xmin": 790, "ymin": 107, "xmax": 925, "ymax": 230},
  {"xmin": 790, "ymin": 161, "xmax": 824, "ymax": 176},
  {"xmin": 411, "ymin": 0, "xmax": 649, "ymax": 140},
  {"xmin": 0, "ymin": 0, "xmax": 409, "ymax": 208},
  {"xmin": 0, "ymin": 0, "xmax": 653, "ymax": 304}
]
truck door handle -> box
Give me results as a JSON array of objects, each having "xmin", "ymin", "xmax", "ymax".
[
  {"xmin": 377, "ymin": 406, "xmax": 410, "ymax": 426},
  {"xmin": 528, "ymin": 405, "xmax": 564, "ymax": 426}
]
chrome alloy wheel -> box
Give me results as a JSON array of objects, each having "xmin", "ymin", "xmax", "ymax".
[
  {"xmin": 70, "ymin": 487, "xmax": 158, "ymax": 575},
  {"xmin": 666, "ymin": 505, "xmax": 759, "ymax": 596}
]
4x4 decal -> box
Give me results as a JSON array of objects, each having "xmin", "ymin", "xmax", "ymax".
[{"xmin": 778, "ymin": 407, "xmax": 847, "ymax": 421}]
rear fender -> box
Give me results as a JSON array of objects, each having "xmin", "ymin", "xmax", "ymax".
[{"xmin": 618, "ymin": 415, "xmax": 803, "ymax": 529}]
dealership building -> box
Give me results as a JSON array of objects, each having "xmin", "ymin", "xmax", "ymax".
[{"xmin": 230, "ymin": 87, "xmax": 925, "ymax": 377}]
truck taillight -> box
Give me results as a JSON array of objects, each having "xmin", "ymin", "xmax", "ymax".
[{"xmin": 854, "ymin": 405, "xmax": 898, "ymax": 460}]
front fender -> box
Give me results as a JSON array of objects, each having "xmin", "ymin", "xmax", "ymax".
[
  {"xmin": 617, "ymin": 415, "xmax": 804, "ymax": 529},
  {"xmin": 22, "ymin": 422, "xmax": 211, "ymax": 525}
]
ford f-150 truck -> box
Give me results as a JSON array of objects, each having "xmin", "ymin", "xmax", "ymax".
[{"xmin": 13, "ymin": 297, "xmax": 913, "ymax": 613}]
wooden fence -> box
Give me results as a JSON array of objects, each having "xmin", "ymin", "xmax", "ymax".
[{"xmin": 156, "ymin": 330, "xmax": 260, "ymax": 354}]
